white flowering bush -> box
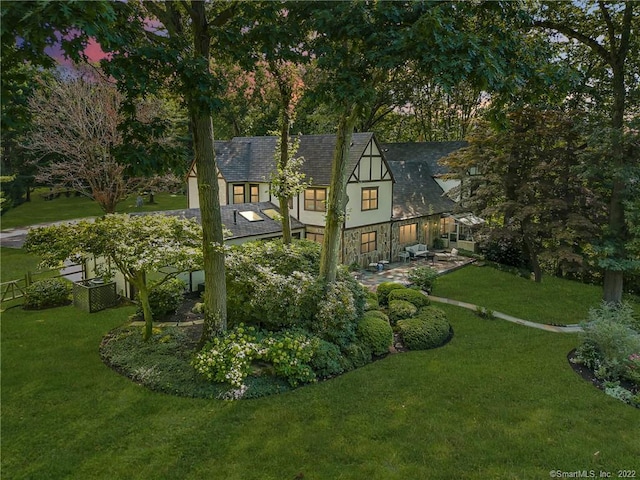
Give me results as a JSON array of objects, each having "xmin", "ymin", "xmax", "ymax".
[
  {"xmin": 226, "ymin": 241, "xmax": 318, "ymax": 329},
  {"xmin": 259, "ymin": 331, "xmax": 316, "ymax": 386},
  {"xmin": 192, "ymin": 325, "xmax": 259, "ymax": 388},
  {"xmin": 193, "ymin": 326, "xmax": 317, "ymax": 388}
]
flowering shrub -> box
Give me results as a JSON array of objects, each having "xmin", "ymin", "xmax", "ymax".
[
  {"xmin": 193, "ymin": 326, "xmax": 316, "ymax": 388},
  {"xmin": 313, "ymin": 280, "xmax": 359, "ymax": 349},
  {"xmin": 260, "ymin": 331, "xmax": 316, "ymax": 386},
  {"xmin": 192, "ymin": 325, "xmax": 259, "ymax": 388},
  {"xmin": 226, "ymin": 245, "xmax": 316, "ymax": 329},
  {"xmin": 574, "ymin": 302, "xmax": 640, "ymax": 382},
  {"xmin": 23, "ymin": 278, "xmax": 71, "ymax": 309},
  {"xmin": 407, "ymin": 267, "xmax": 439, "ymax": 293}
]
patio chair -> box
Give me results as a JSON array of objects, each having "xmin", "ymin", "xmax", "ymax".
[{"xmin": 450, "ymin": 248, "xmax": 459, "ymax": 262}]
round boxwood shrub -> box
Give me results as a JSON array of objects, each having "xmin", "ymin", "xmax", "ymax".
[
  {"xmin": 357, "ymin": 315, "xmax": 393, "ymax": 356},
  {"xmin": 417, "ymin": 306, "xmax": 447, "ymax": 323},
  {"xmin": 363, "ymin": 309, "xmax": 390, "ymax": 323},
  {"xmin": 388, "ymin": 288, "xmax": 430, "ymax": 308},
  {"xmin": 389, "ymin": 299, "xmax": 418, "ymax": 324},
  {"xmin": 23, "ymin": 278, "xmax": 71, "ymax": 309},
  {"xmin": 376, "ymin": 282, "xmax": 406, "ymax": 306},
  {"xmin": 397, "ymin": 315, "xmax": 451, "ymax": 350},
  {"xmin": 136, "ymin": 278, "xmax": 185, "ymax": 320}
]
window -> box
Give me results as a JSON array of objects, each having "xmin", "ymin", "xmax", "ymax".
[
  {"xmin": 304, "ymin": 188, "xmax": 326, "ymax": 211},
  {"xmin": 232, "ymin": 184, "xmax": 245, "ymax": 204},
  {"xmin": 250, "ymin": 184, "xmax": 260, "ymax": 203},
  {"xmin": 307, "ymin": 232, "xmax": 324, "ymax": 244},
  {"xmin": 239, "ymin": 211, "xmax": 263, "ymax": 222},
  {"xmin": 399, "ymin": 223, "xmax": 418, "ymax": 243},
  {"xmin": 361, "ymin": 187, "xmax": 378, "ymax": 211},
  {"xmin": 361, "ymin": 231, "xmax": 377, "ymax": 254}
]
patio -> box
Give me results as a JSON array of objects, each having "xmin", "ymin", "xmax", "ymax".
[{"xmin": 355, "ymin": 254, "xmax": 475, "ymax": 289}]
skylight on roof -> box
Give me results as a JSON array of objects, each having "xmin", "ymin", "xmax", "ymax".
[
  {"xmin": 239, "ymin": 211, "xmax": 264, "ymax": 222},
  {"xmin": 262, "ymin": 208, "xmax": 280, "ymax": 220}
]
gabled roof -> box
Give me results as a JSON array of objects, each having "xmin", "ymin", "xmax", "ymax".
[
  {"xmin": 139, "ymin": 203, "xmax": 304, "ymax": 240},
  {"xmin": 211, "ymin": 132, "xmax": 377, "ymax": 186},
  {"xmin": 382, "ymin": 141, "xmax": 465, "ymax": 220}
]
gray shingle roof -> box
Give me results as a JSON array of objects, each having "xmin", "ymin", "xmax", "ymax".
[
  {"xmin": 217, "ymin": 132, "xmax": 375, "ymax": 186},
  {"xmin": 135, "ymin": 203, "xmax": 304, "ymax": 240},
  {"xmin": 382, "ymin": 142, "xmax": 465, "ymax": 220}
]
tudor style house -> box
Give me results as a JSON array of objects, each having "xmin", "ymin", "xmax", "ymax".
[{"xmin": 187, "ymin": 133, "xmax": 474, "ymax": 267}]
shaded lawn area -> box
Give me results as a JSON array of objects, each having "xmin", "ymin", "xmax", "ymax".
[
  {"xmin": 2, "ymin": 300, "xmax": 638, "ymax": 479},
  {"xmin": 435, "ymin": 264, "xmax": 608, "ymax": 325},
  {"xmin": 0, "ymin": 190, "xmax": 187, "ymax": 230},
  {"xmin": 0, "ymin": 247, "xmax": 50, "ymax": 282}
]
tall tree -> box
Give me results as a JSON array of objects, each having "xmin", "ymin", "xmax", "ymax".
[
  {"xmin": 22, "ymin": 73, "xmax": 173, "ymax": 213},
  {"xmin": 298, "ymin": 1, "xmax": 537, "ymax": 283},
  {"xmin": 443, "ymin": 108, "xmax": 602, "ymax": 282},
  {"xmin": 100, "ymin": 1, "xmax": 238, "ymax": 342},
  {"xmin": 533, "ymin": 1, "xmax": 639, "ymax": 302}
]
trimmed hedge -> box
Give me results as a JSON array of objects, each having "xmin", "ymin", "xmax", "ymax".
[
  {"xmin": 376, "ymin": 282, "xmax": 406, "ymax": 306},
  {"xmin": 363, "ymin": 309, "xmax": 390, "ymax": 323},
  {"xmin": 364, "ymin": 291, "xmax": 379, "ymax": 311},
  {"xmin": 388, "ymin": 288, "xmax": 430, "ymax": 308},
  {"xmin": 389, "ymin": 299, "xmax": 418, "ymax": 324},
  {"xmin": 397, "ymin": 315, "xmax": 451, "ymax": 351},
  {"xmin": 357, "ymin": 315, "xmax": 393, "ymax": 356},
  {"xmin": 23, "ymin": 278, "xmax": 71, "ymax": 310},
  {"xmin": 417, "ymin": 306, "xmax": 447, "ymax": 323}
]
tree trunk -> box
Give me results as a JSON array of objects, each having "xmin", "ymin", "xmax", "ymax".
[
  {"xmin": 134, "ymin": 271, "xmax": 154, "ymax": 341},
  {"xmin": 190, "ymin": 1, "xmax": 227, "ymax": 344},
  {"xmin": 602, "ymin": 58, "xmax": 628, "ymax": 303},
  {"xmin": 522, "ymin": 233, "xmax": 542, "ymax": 283},
  {"xmin": 319, "ymin": 104, "xmax": 360, "ymax": 283},
  {"xmin": 193, "ymin": 114, "xmax": 227, "ymax": 344},
  {"xmin": 278, "ymin": 106, "xmax": 292, "ymax": 244}
]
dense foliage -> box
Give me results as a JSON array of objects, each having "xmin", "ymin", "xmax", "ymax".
[
  {"xmin": 23, "ymin": 278, "xmax": 71, "ymax": 310},
  {"xmin": 357, "ymin": 313, "xmax": 393, "ymax": 356},
  {"xmin": 573, "ymin": 302, "xmax": 640, "ymax": 407},
  {"xmin": 388, "ymin": 288, "xmax": 431, "ymax": 308},
  {"xmin": 407, "ymin": 266, "xmax": 440, "ymax": 293},
  {"xmin": 135, "ymin": 278, "xmax": 186, "ymax": 321},
  {"xmin": 376, "ymin": 282, "xmax": 407, "ymax": 306},
  {"xmin": 397, "ymin": 314, "xmax": 452, "ymax": 351}
]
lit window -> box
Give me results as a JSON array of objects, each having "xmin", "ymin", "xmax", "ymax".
[
  {"xmin": 307, "ymin": 232, "xmax": 324, "ymax": 244},
  {"xmin": 233, "ymin": 185, "xmax": 245, "ymax": 204},
  {"xmin": 361, "ymin": 231, "xmax": 377, "ymax": 253},
  {"xmin": 361, "ymin": 187, "xmax": 378, "ymax": 211},
  {"xmin": 304, "ymin": 188, "xmax": 326, "ymax": 211},
  {"xmin": 239, "ymin": 211, "xmax": 263, "ymax": 222},
  {"xmin": 399, "ymin": 223, "xmax": 418, "ymax": 243},
  {"xmin": 250, "ymin": 184, "xmax": 260, "ymax": 203},
  {"xmin": 262, "ymin": 208, "xmax": 280, "ymax": 220}
]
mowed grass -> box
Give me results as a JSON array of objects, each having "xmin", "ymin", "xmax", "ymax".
[
  {"xmin": 0, "ymin": 189, "xmax": 187, "ymax": 230},
  {"xmin": 2, "ymin": 265, "xmax": 639, "ymax": 478},
  {"xmin": 435, "ymin": 264, "xmax": 608, "ymax": 325}
]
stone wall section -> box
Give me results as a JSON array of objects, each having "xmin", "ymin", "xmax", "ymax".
[{"xmin": 342, "ymin": 222, "xmax": 392, "ymax": 267}]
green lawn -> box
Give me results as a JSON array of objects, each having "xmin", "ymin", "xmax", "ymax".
[
  {"xmin": 0, "ymin": 189, "xmax": 188, "ymax": 230},
  {"xmin": 435, "ymin": 264, "xmax": 608, "ymax": 325},
  {"xmin": 2, "ymin": 260, "xmax": 638, "ymax": 479}
]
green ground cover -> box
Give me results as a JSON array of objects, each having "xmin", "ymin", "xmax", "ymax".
[
  {"xmin": 0, "ymin": 189, "xmax": 187, "ymax": 230},
  {"xmin": 435, "ymin": 264, "xmax": 609, "ymax": 325},
  {"xmin": 2, "ymin": 254, "xmax": 638, "ymax": 478}
]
